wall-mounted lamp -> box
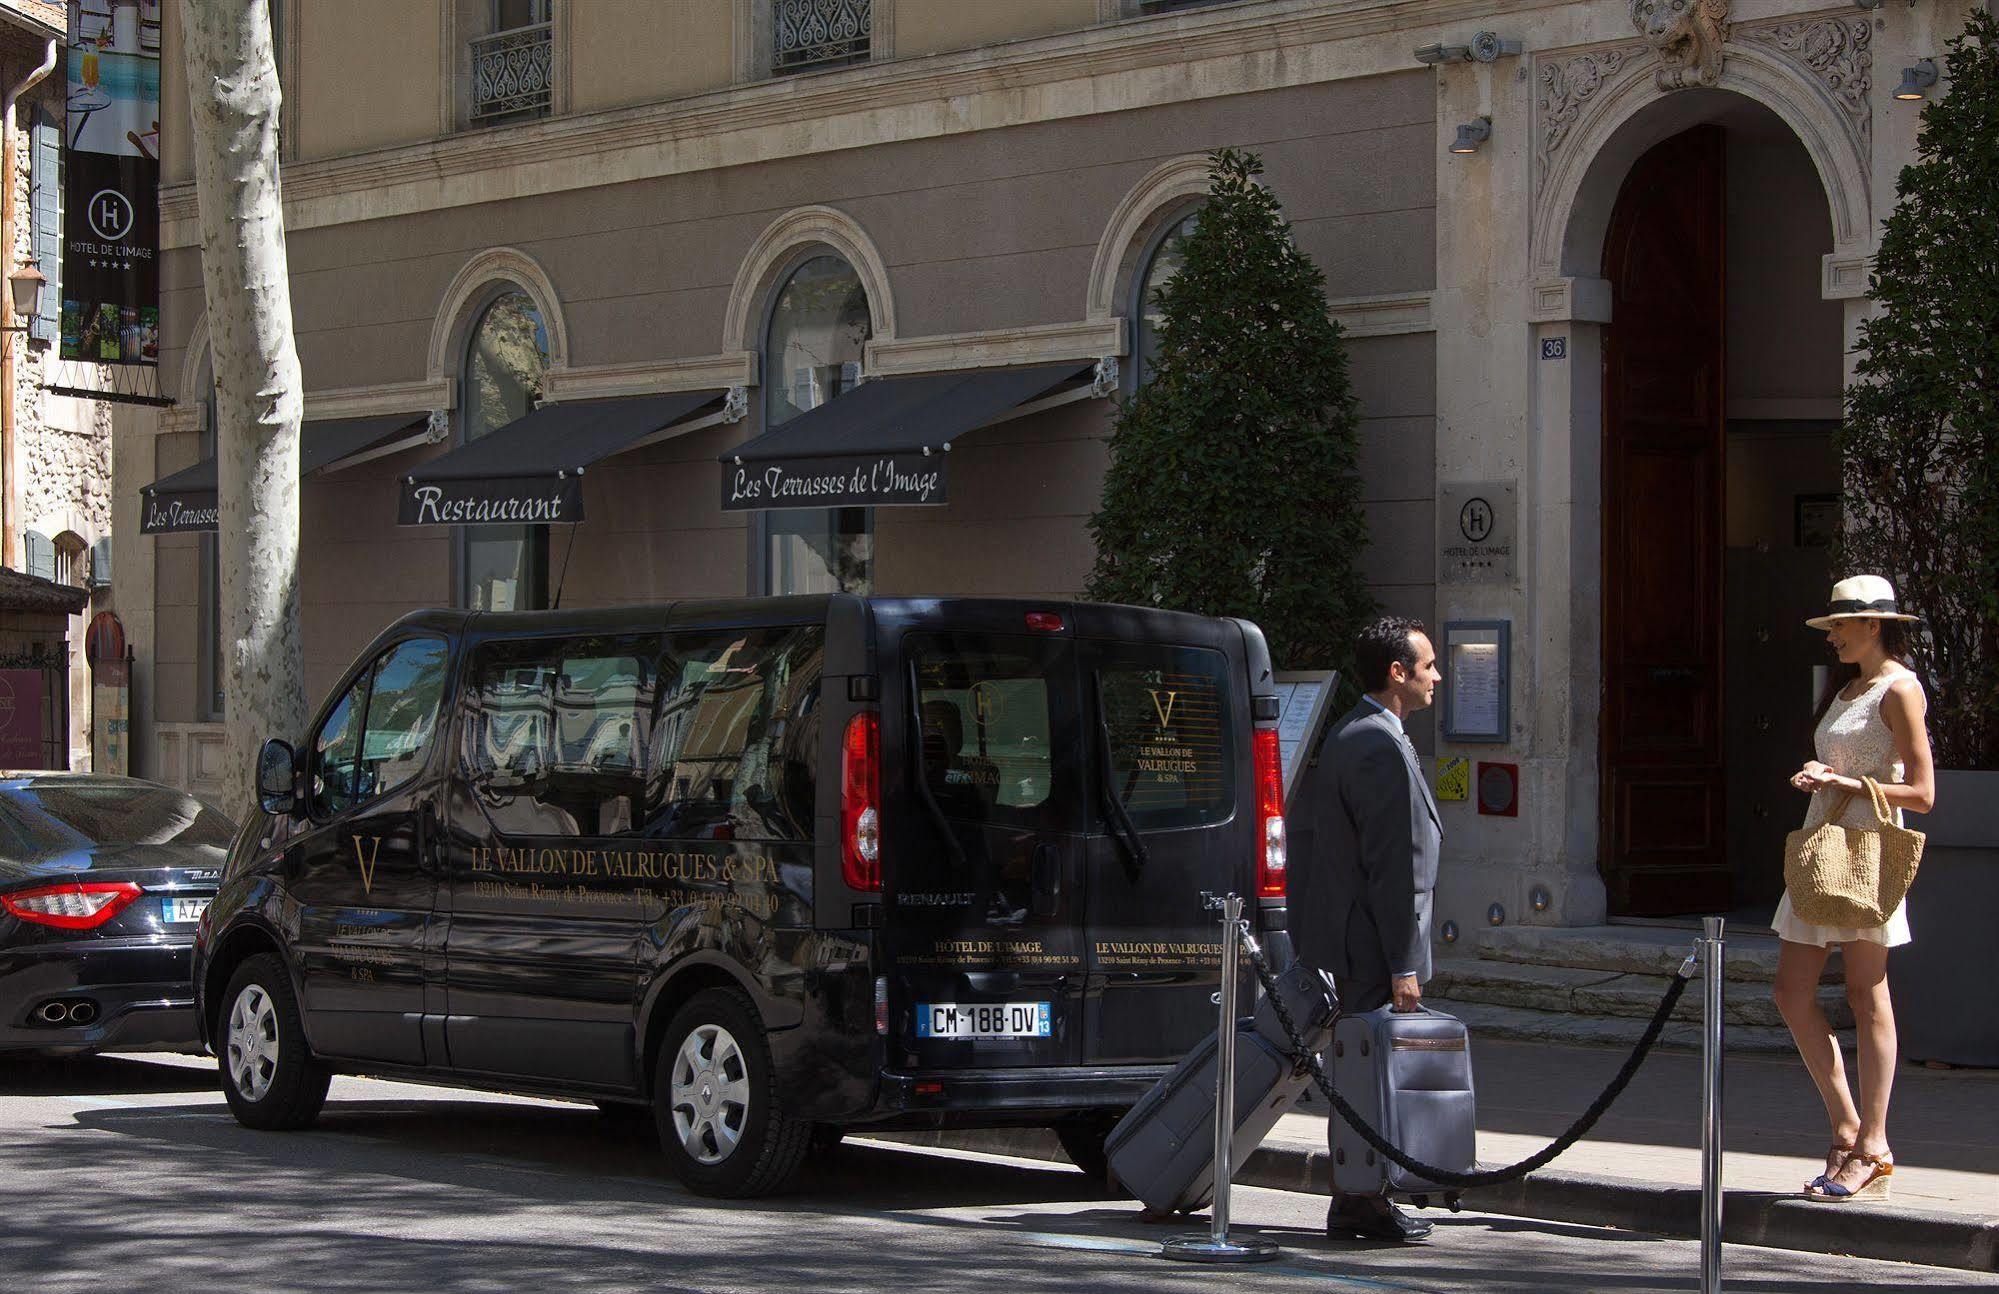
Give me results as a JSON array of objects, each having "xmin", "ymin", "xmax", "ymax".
[
  {"xmin": 1895, "ymin": 58, "xmax": 1938, "ymax": 100},
  {"xmin": 1450, "ymin": 117, "xmax": 1492, "ymax": 155},
  {"xmin": 1414, "ymin": 41, "xmax": 1471, "ymax": 64},
  {"xmin": 1415, "ymin": 32, "xmax": 1521, "ymax": 65},
  {"xmin": 1851, "ymin": 0, "xmax": 1885, "ymax": 10},
  {"xmin": 0, "ymin": 266, "xmax": 44, "ymax": 329}
]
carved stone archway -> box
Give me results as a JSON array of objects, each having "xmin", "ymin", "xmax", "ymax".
[
  {"xmin": 722, "ymin": 205, "xmax": 897, "ymax": 355},
  {"xmin": 426, "ymin": 246, "xmax": 571, "ymax": 388}
]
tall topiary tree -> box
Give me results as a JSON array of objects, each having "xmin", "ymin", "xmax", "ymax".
[
  {"xmin": 1837, "ymin": 10, "xmax": 1999, "ymax": 768},
  {"xmin": 1085, "ymin": 148, "xmax": 1372, "ymax": 670}
]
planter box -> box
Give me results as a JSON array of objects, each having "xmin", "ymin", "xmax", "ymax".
[{"xmin": 1891, "ymin": 769, "xmax": 1999, "ymax": 1066}]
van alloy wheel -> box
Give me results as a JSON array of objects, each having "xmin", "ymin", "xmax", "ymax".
[
  {"xmin": 669, "ymin": 1023, "xmax": 751, "ymax": 1164},
  {"xmin": 227, "ymin": 983, "xmax": 280, "ymax": 1102}
]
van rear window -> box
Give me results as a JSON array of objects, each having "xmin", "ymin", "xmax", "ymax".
[
  {"xmin": 910, "ymin": 634, "xmax": 1075, "ymax": 830},
  {"xmin": 1098, "ymin": 647, "xmax": 1235, "ymax": 830}
]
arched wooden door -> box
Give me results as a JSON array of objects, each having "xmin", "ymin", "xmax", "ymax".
[{"xmin": 1600, "ymin": 125, "xmax": 1731, "ymax": 917}]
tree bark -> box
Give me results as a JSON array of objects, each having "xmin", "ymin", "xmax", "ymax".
[{"xmin": 178, "ymin": 0, "xmax": 304, "ymax": 809}]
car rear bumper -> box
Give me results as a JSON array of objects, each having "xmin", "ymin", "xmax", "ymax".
[
  {"xmin": 0, "ymin": 936, "xmax": 201, "ymax": 1055},
  {"xmin": 866, "ymin": 1062, "xmax": 1173, "ymax": 1124}
]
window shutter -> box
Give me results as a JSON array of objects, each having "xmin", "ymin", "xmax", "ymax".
[
  {"xmin": 24, "ymin": 530, "xmax": 54, "ymax": 583},
  {"xmin": 89, "ymin": 536, "xmax": 113, "ymax": 589},
  {"xmin": 29, "ymin": 108, "xmax": 61, "ymax": 348}
]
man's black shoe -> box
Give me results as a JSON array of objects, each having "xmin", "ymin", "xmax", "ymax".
[{"xmin": 1325, "ymin": 1194, "xmax": 1434, "ymax": 1243}]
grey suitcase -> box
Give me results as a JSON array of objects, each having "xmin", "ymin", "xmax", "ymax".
[
  {"xmin": 1105, "ymin": 963, "xmax": 1337, "ymax": 1215},
  {"xmin": 1328, "ymin": 1006, "xmax": 1476, "ymax": 1197}
]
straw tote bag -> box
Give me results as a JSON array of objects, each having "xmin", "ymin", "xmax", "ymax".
[{"xmin": 1783, "ymin": 776, "xmax": 1925, "ymax": 928}]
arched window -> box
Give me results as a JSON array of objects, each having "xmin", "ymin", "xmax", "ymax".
[
  {"xmin": 761, "ymin": 253, "xmax": 872, "ymax": 595},
  {"xmin": 1130, "ymin": 209, "xmax": 1198, "ymax": 389},
  {"xmin": 460, "ymin": 288, "xmax": 550, "ymax": 611}
]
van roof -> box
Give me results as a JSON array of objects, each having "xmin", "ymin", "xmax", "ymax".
[{"xmin": 388, "ymin": 595, "xmax": 1239, "ymax": 640}]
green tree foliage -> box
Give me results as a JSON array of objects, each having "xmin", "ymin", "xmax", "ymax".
[
  {"xmin": 1085, "ymin": 148, "xmax": 1372, "ymax": 670},
  {"xmin": 1837, "ymin": 11, "xmax": 1999, "ymax": 767}
]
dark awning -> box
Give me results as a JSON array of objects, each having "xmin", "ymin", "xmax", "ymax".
[
  {"xmin": 718, "ymin": 361, "xmax": 1100, "ymax": 510},
  {"xmin": 140, "ymin": 413, "xmax": 432, "ymax": 535},
  {"xmin": 399, "ymin": 390, "xmax": 731, "ymax": 526}
]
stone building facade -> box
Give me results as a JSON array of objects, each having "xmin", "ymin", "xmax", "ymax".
[
  {"xmin": 2, "ymin": 0, "xmax": 116, "ymax": 772},
  {"xmin": 116, "ymin": 0, "xmax": 1976, "ymax": 940}
]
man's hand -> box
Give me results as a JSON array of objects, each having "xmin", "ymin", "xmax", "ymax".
[{"xmin": 1391, "ymin": 974, "xmax": 1422, "ymax": 1012}]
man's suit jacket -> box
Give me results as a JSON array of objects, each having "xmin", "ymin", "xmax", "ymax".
[{"xmin": 1289, "ymin": 700, "xmax": 1443, "ymax": 999}]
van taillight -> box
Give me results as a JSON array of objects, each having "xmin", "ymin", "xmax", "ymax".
[
  {"xmin": 1253, "ymin": 728, "xmax": 1286, "ymax": 899},
  {"xmin": 842, "ymin": 712, "xmax": 882, "ymax": 892}
]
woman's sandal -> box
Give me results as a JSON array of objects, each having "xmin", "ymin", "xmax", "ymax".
[
  {"xmin": 1807, "ymin": 1150, "xmax": 1893, "ymax": 1202},
  {"xmin": 1807, "ymin": 1140, "xmax": 1856, "ymax": 1193}
]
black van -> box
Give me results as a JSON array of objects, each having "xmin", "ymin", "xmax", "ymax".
[{"xmin": 192, "ymin": 596, "xmax": 1286, "ymax": 1196}]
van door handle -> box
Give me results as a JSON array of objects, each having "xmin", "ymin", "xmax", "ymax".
[{"xmin": 1031, "ymin": 844, "xmax": 1061, "ymax": 917}]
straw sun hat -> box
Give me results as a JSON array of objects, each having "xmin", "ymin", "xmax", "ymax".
[{"xmin": 1804, "ymin": 574, "xmax": 1923, "ymax": 631}]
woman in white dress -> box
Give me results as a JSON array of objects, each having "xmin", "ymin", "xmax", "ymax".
[{"xmin": 1771, "ymin": 576, "xmax": 1936, "ymax": 1203}]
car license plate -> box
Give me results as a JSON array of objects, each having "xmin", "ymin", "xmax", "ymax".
[
  {"xmin": 915, "ymin": 1002, "xmax": 1051, "ymax": 1039},
  {"xmin": 162, "ymin": 896, "xmax": 210, "ymax": 925}
]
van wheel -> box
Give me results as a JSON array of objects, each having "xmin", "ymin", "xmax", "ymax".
[
  {"xmin": 1055, "ymin": 1112, "xmax": 1120, "ymax": 1187},
  {"xmin": 219, "ymin": 953, "xmax": 329, "ymax": 1131},
  {"xmin": 653, "ymin": 987, "xmax": 809, "ymax": 1197}
]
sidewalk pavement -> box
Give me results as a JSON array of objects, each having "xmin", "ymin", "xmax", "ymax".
[{"xmin": 879, "ymin": 1037, "xmax": 1999, "ymax": 1272}]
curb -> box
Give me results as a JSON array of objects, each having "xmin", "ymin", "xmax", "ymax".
[{"xmin": 866, "ymin": 1128, "xmax": 1999, "ymax": 1274}]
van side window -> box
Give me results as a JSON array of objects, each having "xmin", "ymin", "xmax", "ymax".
[
  {"xmin": 1098, "ymin": 647, "xmax": 1235, "ymax": 829},
  {"xmin": 463, "ymin": 634, "xmax": 659, "ymax": 837},
  {"xmin": 644, "ymin": 626, "xmax": 822, "ymax": 842},
  {"xmin": 309, "ymin": 637, "xmax": 450, "ymax": 819}
]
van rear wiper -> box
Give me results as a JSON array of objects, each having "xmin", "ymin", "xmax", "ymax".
[
  {"xmin": 1093, "ymin": 679, "xmax": 1148, "ymax": 882},
  {"xmin": 907, "ymin": 661, "xmax": 969, "ymax": 873}
]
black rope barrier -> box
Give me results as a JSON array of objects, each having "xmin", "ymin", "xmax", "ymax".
[{"xmin": 1243, "ymin": 922, "xmax": 1694, "ymax": 1190}]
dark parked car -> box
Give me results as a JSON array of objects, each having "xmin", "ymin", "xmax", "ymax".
[{"xmin": 0, "ymin": 774, "xmax": 236, "ymax": 1056}]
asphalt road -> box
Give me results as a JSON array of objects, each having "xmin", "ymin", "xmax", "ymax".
[{"xmin": 2, "ymin": 1053, "xmax": 1992, "ymax": 1294}]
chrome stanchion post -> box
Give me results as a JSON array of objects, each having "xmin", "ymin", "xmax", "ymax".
[
  {"xmin": 1162, "ymin": 894, "xmax": 1279, "ymax": 1264},
  {"xmin": 1700, "ymin": 916, "xmax": 1725, "ymax": 1294}
]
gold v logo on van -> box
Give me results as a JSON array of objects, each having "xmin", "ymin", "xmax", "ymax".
[
  {"xmin": 353, "ymin": 834, "xmax": 383, "ymax": 895},
  {"xmin": 1147, "ymin": 688, "xmax": 1180, "ymax": 730}
]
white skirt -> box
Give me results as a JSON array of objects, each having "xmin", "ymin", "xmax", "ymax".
[{"xmin": 1771, "ymin": 890, "xmax": 1912, "ymax": 948}]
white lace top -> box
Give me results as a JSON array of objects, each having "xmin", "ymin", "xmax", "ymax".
[{"xmin": 1802, "ymin": 668, "xmax": 1915, "ymax": 831}]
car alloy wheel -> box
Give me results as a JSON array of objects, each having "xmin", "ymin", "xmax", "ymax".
[
  {"xmin": 227, "ymin": 982, "xmax": 280, "ymax": 1103},
  {"xmin": 668, "ymin": 1022, "xmax": 751, "ymax": 1165}
]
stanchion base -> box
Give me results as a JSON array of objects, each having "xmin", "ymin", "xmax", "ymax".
[{"xmin": 1160, "ymin": 1233, "xmax": 1281, "ymax": 1263}]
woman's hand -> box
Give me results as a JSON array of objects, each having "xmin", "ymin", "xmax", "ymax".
[{"xmin": 1791, "ymin": 761, "xmax": 1843, "ymax": 792}]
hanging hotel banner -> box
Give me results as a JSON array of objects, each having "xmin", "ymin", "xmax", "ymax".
[
  {"xmin": 720, "ymin": 454, "xmax": 949, "ymax": 511},
  {"xmin": 61, "ymin": 0, "xmax": 162, "ymax": 367},
  {"xmin": 139, "ymin": 481, "xmax": 216, "ymax": 534}
]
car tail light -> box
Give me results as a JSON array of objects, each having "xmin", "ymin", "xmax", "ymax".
[
  {"xmin": 2, "ymin": 881, "xmax": 144, "ymax": 930},
  {"xmin": 874, "ymin": 977, "xmax": 889, "ymax": 1036},
  {"xmin": 1024, "ymin": 611, "xmax": 1064, "ymax": 633},
  {"xmin": 842, "ymin": 712, "xmax": 882, "ymax": 892},
  {"xmin": 1252, "ymin": 729, "xmax": 1286, "ymax": 899}
]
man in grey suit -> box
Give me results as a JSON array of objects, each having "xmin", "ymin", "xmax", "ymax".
[{"xmin": 1290, "ymin": 616, "xmax": 1443, "ymax": 1243}]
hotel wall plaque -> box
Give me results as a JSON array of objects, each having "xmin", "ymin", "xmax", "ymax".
[{"xmin": 1438, "ymin": 480, "xmax": 1516, "ymax": 585}]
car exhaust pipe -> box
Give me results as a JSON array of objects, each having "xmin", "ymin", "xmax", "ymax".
[
  {"xmin": 67, "ymin": 1000, "xmax": 97, "ymax": 1026},
  {"xmin": 34, "ymin": 1000, "xmax": 70, "ymax": 1024}
]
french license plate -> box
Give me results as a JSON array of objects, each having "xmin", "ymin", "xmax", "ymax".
[
  {"xmin": 162, "ymin": 896, "xmax": 210, "ymax": 925},
  {"xmin": 916, "ymin": 1001, "xmax": 1051, "ymax": 1040}
]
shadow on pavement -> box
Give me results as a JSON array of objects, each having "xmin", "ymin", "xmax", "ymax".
[{"xmin": 0, "ymin": 1053, "xmax": 216, "ymax": 1097}]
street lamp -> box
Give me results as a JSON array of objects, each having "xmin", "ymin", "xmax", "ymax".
[{"xmin": 2, "ymin": 265, "xmax": 44, "ymax": 329}]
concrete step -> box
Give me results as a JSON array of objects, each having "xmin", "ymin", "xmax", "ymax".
[
  {"xmin": 1420, "ymin": 998, "xmax": 1803, "ymax": 1055},
  {"xmin": 1428, "ymin": 958, "xmax": 1851, "ymax": 1030},
  {"xmin": 1476, "ymin": 924, "xmax": 1842, "ymax": 984}
]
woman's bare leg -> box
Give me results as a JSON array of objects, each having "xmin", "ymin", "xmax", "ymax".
[
  {"xmin": 1820, "ymin": 940, "xmax": 1896, "ymax": 1193},
  {"xmin": 1773, "ymin": 938, "xmax": 1860, "ymax": 1156}
]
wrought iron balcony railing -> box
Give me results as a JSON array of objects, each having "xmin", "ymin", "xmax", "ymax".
[
  {"xmin": 471, "ymin": 21, "xmax": 553, "ymax": 122},
  {"xmin": 773, "ymin": 0, "xmax": 870, "ymax": 74}
]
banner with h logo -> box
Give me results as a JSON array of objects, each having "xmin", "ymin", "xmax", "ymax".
[{"xmin": 59, "ymin": 0, "xmax": 161, "ymax": 367}]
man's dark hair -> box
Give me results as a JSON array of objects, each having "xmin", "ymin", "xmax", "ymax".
[{"xmin": 1355, "ymin": 616, "xmax": 1426, "ymax": 692}]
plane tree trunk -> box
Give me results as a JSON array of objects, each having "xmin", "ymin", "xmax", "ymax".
[{"xmin": 178, "ymin": 0, "xmax": 305, "ymax": 809}]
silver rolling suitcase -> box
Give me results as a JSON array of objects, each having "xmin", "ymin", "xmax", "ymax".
[
  {"xmin": 1328, "ymin": 1005, "xmax": 1476, "ymax": 1197},
  {"xmin": 1104, "ymin": 963, "xmax": 1337, "ymax": 1215}
]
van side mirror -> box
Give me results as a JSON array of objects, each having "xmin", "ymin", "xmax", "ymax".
[{"xmin": 257, "ymin": 739, "xmax": 299, "ymax": 816}]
